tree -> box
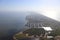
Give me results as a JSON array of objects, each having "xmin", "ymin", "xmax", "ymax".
[
  {"xmin": 50, "ymin": 28, "xmax": 60, "ymax": 36},
  {"xmin": 23, "ymin": 28, "xmax": 45, "ymax": 36}
]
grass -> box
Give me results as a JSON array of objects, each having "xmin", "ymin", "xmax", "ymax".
[{"xmin": 15, "ymin": 28, "xmax": 45, "ymax": 39}]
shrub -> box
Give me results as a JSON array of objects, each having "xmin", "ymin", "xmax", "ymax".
[{"xmin": 23, "ymin": 28, "xmax": 45, "ymax": 36}]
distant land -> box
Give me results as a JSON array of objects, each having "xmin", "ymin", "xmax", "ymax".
[
  {"xmin": 0, "ymin": 12, "xmax": 60, "ymax": 40},
  {"xmin": 26, "ymin": 13, "xmax": 60, "ymax": 29}
]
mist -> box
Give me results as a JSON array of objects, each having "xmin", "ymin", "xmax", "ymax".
[{"xmin": 0, "ymin": 12, "xmax": 30, "ymax": 37}]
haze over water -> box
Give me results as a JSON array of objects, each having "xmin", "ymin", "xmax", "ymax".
[
  {"xmin": 0, "ymin": 0, "xmax": 60, "ymax": 21},
  {"xmin": 0, "ymin": 0, "xmax": 60, "ymax": 40}
]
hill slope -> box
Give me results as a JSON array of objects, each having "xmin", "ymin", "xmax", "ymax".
[{"xmin": 26, "ymin": 12, "xmax": 60, "ymax": 29}]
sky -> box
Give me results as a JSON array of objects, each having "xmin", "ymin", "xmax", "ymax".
[{"xmin": 0, "ymin": 0, "xmax": 60, "ymax": 21}]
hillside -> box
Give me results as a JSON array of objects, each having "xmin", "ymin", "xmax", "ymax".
[{"xmin": 26, "ymin": 12, "xmax": 60, "ymax": 29}]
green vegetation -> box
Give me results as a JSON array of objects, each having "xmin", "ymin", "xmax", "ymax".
[
  {"xmin": 15, "ymin": 33, "xmax": 29, "ymax": 39},
  {"xmin": 23, "ymin": 28, "xmax": 45, "ymax": 36},
  {"xmin": 15, "ymin": 28, "xmax": 45, "ymax": 39},
  {"xmin": 49, "ymin": 28, "xmax": 60, "ymax": 36}
]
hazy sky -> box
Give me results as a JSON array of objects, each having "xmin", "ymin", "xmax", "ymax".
[{"xmin": 0, "ymin": 0, "xmax": 60, "ymax": 21}]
